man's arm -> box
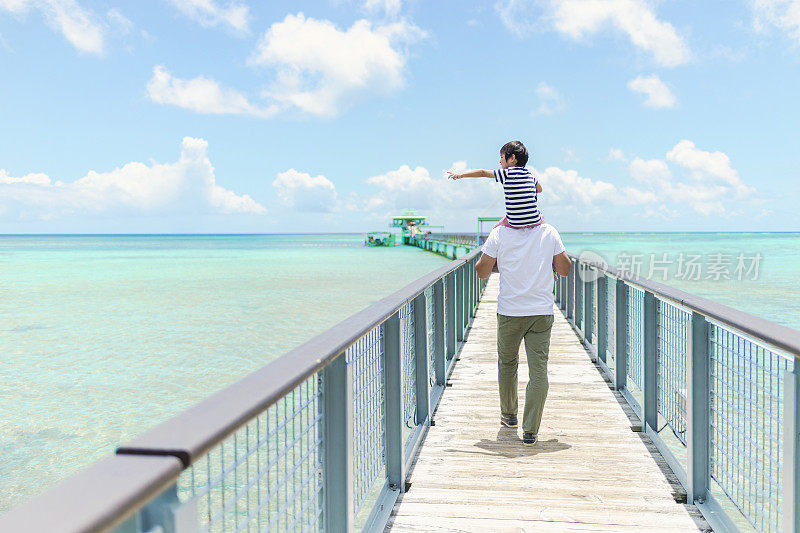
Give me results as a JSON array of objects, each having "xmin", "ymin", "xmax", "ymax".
[
  {"xmin": 476, "ymin": 252, "xmax": 497, "ymax": 279},
  {"xmin": 448, "ymin": 169, "xmax": 493, "ymax": 179},
  {"xmin": 553, "ymin": 251, "xmax": 571, "ymax": 276},
  {"xmin": 536, "ymin": 181, "xmax": 543, "ymax": 193}
]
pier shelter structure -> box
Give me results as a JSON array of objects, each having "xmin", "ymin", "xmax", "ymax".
[{"xmin": 2, "ymin": 245, "xmax": 800, "ymax": 532}]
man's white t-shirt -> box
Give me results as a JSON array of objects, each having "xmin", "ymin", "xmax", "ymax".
[{"xmin": 481, "ymin": 224, "xmax": 566, "ymax": 316}]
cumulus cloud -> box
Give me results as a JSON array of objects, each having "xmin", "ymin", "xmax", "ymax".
[
  {"xmin": 248, "ymin": 13, "xmax": 425, "ymax": 117},
  {"xmin": 627, "ymin": 140, "xmax": 754, "ymax": 215},
  {"xmin": 168, "ymin": 0, "xmax": 249, "ymax": 34},
  {"xmin": 0, "ymin": 137, "xmax": 266, "ymax": 220},
  {"xmin": 495, "ymin": 0, "xmax": 690, "ymax": 66},
  {"xmin": 0, "ymin": 0, "xmax": 106, "ymax": 54},
  {"xmin": 628, "ymin": 74, "xmax": 677, "ymax": 108},
  {"xmin": 147, "ymin": 65, "xmax": 280, "ymax": 118},
  {"xmin": 364, "ymin": 162, "xmax": 501, "ymax": 213},
  {"xmin": 272, "ymin": 169, "xmax": 338, "ymax": 213},
  {"xmin": 532, "ymin": 82, "xmax": 566, "ymax": 116},
  {"xmin": 753, "ymin": 0, "xmax": 800, "ymax": 44},
  {"xmin": 537, "ymin": 166, "xmax": 656, "ymax": 208},
  {"xmin": 666, "ymin": 140, "xmax": 752, "ymax": 195}
]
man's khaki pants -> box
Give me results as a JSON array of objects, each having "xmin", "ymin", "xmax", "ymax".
[{"xmin": 496, "ymin": 314, "xmax": 554, "ymax": 435}]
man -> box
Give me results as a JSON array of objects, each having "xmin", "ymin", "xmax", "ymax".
[{"xmin": 476, "ymin": 223, "xmax": 571, "ymax": 445}]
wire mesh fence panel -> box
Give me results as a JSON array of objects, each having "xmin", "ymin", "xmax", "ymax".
[
  {"xmin": 177, "ymin": 375, "xmax": 324, "ymax": 533},
  {"xmin": 709, "ymin": 323, "xmax": 793, "ymax": 533},
  {"xmin": 605, "ymin": 277, "xmax": 616, "ymax": 370},
  {"xmin": 399, "ymin": 301, "xmax": 417, "ymax": 452},
  {"xmin": 347, "ymin": 326, "xmax": 387, "ymax": 518},
  {"xmin": 626, "ymin": 285, "xmax": 644, "ymax": 392},
  {"xmin": 425, "ymin": 286, "xmax": 435, "ymax": 386},
  {"xmin": 655, "ymin": 299, "xmax": 689, "ymax": 446}
]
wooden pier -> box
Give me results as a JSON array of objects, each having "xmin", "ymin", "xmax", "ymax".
[{"xmin": 387, "ymin": 275, "xmax": 711, "ymax": 532}]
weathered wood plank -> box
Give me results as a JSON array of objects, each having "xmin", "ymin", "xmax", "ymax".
[{"xmin": 386, "ymin": 275, "xmax": 709, "ymax": 532}]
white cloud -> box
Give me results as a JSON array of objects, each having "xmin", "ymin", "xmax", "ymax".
[
  {"xmin": 363, "ymin": 0, "xmax": 402, "ymax": 16},
  {"xmin": 0, "ymin": 137, "xmax": 266, "ymax": 220},
  {"xmin": 0, "ymin": 169, "xmax": 51, "ymax": 185},
  {"xmin": 666, "ymin": 140, "xmax": 753, "ymax": 196},
  {"xmin": 272, "ymin": 169, "xmax": 338, "ymax": 213},
  {"xmin": 248, "ymin": 13, "xmax": 425, "ymax": 117},
  {"xmin": 494, "ymin": 0, "xmax": 541, "ymax": 37},
  {"xmin": 607, "ymin": 148, "xmax": 627, "ymax": 162},
  {"xmin": 106, "ymin": 8, "xmax": 133, "ymax": 35},
  {"xmin": 496, "ymin": 0, "xmax": 690, "ymax": 66},
  {"xmin": 753, "ymin": 0, "xmax": 800, "ymax": 44},
  {"xmin": 537, "ymin": 166, "xmax": 656, "ymax": 207},
  {"xmin": 0, "ymin": 0, "xmax": 106, "ymax": 54},
  {"xmin": 626, "ymin": 140, "xmax": 754, "ymax": 216},
  {"xmin": 628, "ymin": 74, "xmax": 677, "ymax": 108},
  {"xmin": 168, "ymin": 0, "xmax": 249, "ymax": 34},
  {"xmin": 532, "ymin": 81, "xmax": 566, "ymax": 115},
  {"xmin": 629, "ymin": 157, "xmax": 672, "ymax": 183},
  {"xmin": 147, "ymin": 65, "xmax": 280, "ymax": 118},
  {"xmin": 359, "ymin": 162, "xmax": 499, "ymax": 217}
]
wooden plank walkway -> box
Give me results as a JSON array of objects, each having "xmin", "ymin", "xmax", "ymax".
[{"xmin": 387, "ymin": 275, "xmax": 711, "ymax": 532}]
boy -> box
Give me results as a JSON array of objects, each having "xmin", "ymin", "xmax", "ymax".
[{"xmin": 447, "ymin": 140, "xmax": 543, "ymax": 228}]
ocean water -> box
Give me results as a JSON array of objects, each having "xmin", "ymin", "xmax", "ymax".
[
  {"xmin": 1, "ymin": 232, "xmax": 798, "ymax": 512},
  {"xmin": 560, "ymin": 232, "xmax": 800, "ymax": 331},
  {"xmin": 0, "ymin": 234, "xmax": 449, "ymax": 511}
]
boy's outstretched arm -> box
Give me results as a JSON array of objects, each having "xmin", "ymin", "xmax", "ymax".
[{"xmin": 448, "ymin": 169, "xmax": 493, "ymax": 180}]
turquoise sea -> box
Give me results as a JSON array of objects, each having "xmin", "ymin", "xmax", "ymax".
[{"xmin": 1, "ymin": 232, "xmax": 798, "ymax": 511}]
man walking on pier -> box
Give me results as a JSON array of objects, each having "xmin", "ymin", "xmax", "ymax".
[{"xmin": 475, "ymin": 224, "xmax": 571, "ymax": 445}]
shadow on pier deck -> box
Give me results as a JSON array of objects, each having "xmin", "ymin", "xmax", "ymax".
[{"xmin": 387, "ymin": 275, "xmax": 711, "ymax": 532}]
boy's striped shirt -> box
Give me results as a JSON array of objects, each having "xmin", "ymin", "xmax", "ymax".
[{"xmin": 493, "ymin": 166, "xmax": 541, "ymax": 227}]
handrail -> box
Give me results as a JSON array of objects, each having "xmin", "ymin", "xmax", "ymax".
[
  {"xmin": 0, "ymin": 455, "xmax": 184, "ymax": 532},
  {"xmin": 1, "ymin": 246, "xmax": 484, "ymax": 533},
  {"xmin": 560, "ymin": 252, "xmax": 800, "ymax": 533},
  {"xmin": 118, "ymin": 248, "xmax": 481, "ymax": 466},
  {"xmin": 568, "ymin": 252, "xmax": 800, "ymax": 357}
]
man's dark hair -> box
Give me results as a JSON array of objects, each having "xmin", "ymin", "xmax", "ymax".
[{"xmin": 500, "ymin": 141, "xmax": 529, "ymax": 167}]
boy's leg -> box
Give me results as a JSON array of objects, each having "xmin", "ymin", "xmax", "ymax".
[
  {"xmin": 496, "ymin": 314, "xmax": 527, "ymax": 418},
  {"xmin": 521, "ymin": 315, "xmax": 554, "ymax": 435}
]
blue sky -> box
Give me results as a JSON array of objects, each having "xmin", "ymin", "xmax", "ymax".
[{"xmin": 1, "ymin": 0, "xmax": 799, "ymax": 233}]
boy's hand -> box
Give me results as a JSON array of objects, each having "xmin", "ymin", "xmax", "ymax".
[{"xmin": 447, "ymin": 172, "xmax": 463, "ymax": 180}]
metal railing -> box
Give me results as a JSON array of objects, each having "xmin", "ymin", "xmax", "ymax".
[
  {"xmin": 0, "ymin": 249, "xmax": 487, "ymax": 533},
  {"xmin": 423, "ymin": 233, "xmax": 480, "ymax": 246},
  {"xmin": 556, "ymin": 254, "xmax": 800, "ymax": 533}
]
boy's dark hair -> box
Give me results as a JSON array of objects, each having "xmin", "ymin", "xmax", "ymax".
[{"xmin": 500, "ymin": 141, "xmax": 529, "ymax": 167}]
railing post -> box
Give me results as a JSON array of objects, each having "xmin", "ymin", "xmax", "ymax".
[
  {"xmin": 784, "ymin": 367, "xmax": 800, "ymax": 532},
  {"xmin": 413, "ymin": 293, "xmax": 430, "ymax": 427},
  {"xmin": 433, "ymin": 280, "xmax": 446, "ymax": 386},
  {"xmin": 686, "ymin": 311, "xmax": 709, "ymax": 504},
  {"xmin": 566, "ymin": 262, "xmax": 574, "ymax": 320},
  {"xmin": 133, "ymin": 483, "xmax": 196, "ymax": 533},
  {"xmin": 456, "ymin": 266, "xmax": 465, "ymax": 342},
  {"xmin": 583, "ymin": 275, "xmax": 592, "ymax": 345},
  {"xmin": 575, "ymin": 263, "xmax": 583, "ymax": 332},
  {"xmin": 597, "ymin": 275, "xmax": 608, "ymax": 363},
  {"xmin": 323, "ymin": 353, "xmax": 354, "ymax": 530},
  {"xmin": 560, "ymin": 275, "xmax": 566, "ymax": 311},
  {"xmin": 643, "ymin": 291, "xmax": 658, "ymax": 432},
  {"xmin": 472, "ymin": 260, "xmax": 478, "ymax": 316},
  {"xmin": 615, "ymin": 281, "xmax": 628, "ymax": 391},
  {"xmin": 384, "ymin": 313, "xmax": 406, "ymax": 493},
  {"xmin": 446, "ymin": 272, "xmax": 456, "ymax": 360}
]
